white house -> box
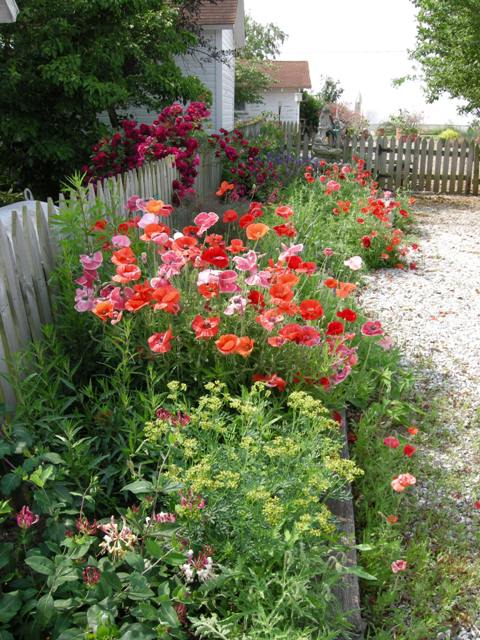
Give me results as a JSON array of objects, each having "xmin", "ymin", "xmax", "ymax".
[
  {"xmin": 237, "ymin": 60, "xmax": 312, "ymax": 124},
  {"xmin": 0, "ymin": 0, "xmax": 18, "ymax": 22},
  {"xmin": 127, "ymin": 0, "xmax": 245, "ymax": 132}
]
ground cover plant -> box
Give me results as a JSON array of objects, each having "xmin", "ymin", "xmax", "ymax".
[{"xmin": 0, "ymin": 139, "xmax": 420, "ymax": 638}]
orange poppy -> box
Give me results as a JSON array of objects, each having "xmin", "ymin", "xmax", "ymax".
[
  {"xmin": 93, "ymin": 300, "xmax": 114, "ymax": 321},
  {"xmin": 236, "ymin": 336, "xmax": 254, "ymax": 358},
  {"xmin": 216, "ymin": 181, "xmax": 235, "ymax": 197},
  {"xmin": 269, "ymin": 283, "xmax": 294, "ymax": 303},
  {"xmin": 145, "ymin": 200, "xmax": 173, "ymax": 216},
  {"xmin": 324, "ymin": 278, "xmax": 339, "ymax": 289},
  {"xmin": 215, "ymin": 334, "xmax": 239, "ymax": 355},
  {"xmin": 151, "ymin": 286, "xmax": 181, "ymax": 313},
  {"xmin": 227, "ymin": 238, "xmax": 246, "ymax": 254},
  {"xmin": 245, "ymin": 223, "xmax": 269, "ymax": 241},
  {"xmin": 336, "ymin": 282, "xmax": 357, "ymax": 298},
  {"xmin": 276, "ymin": 272, "xmax": 299, "ymax": 288}
]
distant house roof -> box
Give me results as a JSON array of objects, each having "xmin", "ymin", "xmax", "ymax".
[
  {"xmin": 197, "ymin": 0, "xmax": 238, "ymax": 25},
  {"xmin": 0, "ymin": 0, "xmax": 19, "ymax": 22},
  {"xmin": 265, "ymin": 61, "xmax": 312, "ymax": 89},
  {"xmin": 238, "ymin": 60, "xmax": 312, "ymax": 90}
]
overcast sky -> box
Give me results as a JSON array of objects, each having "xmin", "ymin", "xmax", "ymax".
[{"xmin": 244, "ymin": 0, "xmax": 471, "ymax": 126}]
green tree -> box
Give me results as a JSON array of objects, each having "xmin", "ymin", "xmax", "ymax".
[
  {"xmin": 300, "ymin": 78, "xmax": 344, "ymax": 134},
  {"xmin": 410, "ymin": 0, "xmax": 480, "ymax": 115},
  {"xmin": 317, "ymin": 76, "xmax": 344, "ymax": 105},
  {"xmin": 235, "ymin": 15, "xmax": 287, "ymax": 107},
  {"xmin": 0, "ymin": 0, "xmax": 214, "ymax": 197}
]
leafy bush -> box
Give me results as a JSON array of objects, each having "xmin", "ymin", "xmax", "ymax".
[{"xmin": 438, "ymin": 128, "xmax": 460, "ymax": 140}]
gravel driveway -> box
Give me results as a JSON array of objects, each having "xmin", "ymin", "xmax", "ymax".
[{"xmin": 358, "ymin": 195, "xmax": 480, "ymax": 639}]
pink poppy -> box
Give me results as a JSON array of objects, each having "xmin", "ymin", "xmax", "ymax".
[
  {"xmin": 323, "ymin": 247, "xmax": 334, "ymax": 257},
  {"xmin": 344, "ymin": 256, "xmax": 363, "ymax": 271},
  {"xmin": 138, "ymin": 213, "xmax": 158, "ymax": 229},
  {"xmin": 391, "ymin": 473, "xmax": 416, "ymax": 492},
  {"xmin": 224, "ymin": 295, "xmax": 247, "ymax": 316},
  {"xmin": 194, "ymin": 212, "xmax": 219, "ymax": 236},
  {"xmin": 378, "ymin": 336, "xmax": 394, "ymax": 350},
  {"xmin": 148, "ymin": 328, "xmax": 173, "ymax": 354},
  {"xmin": 80, "ymin": 251, "xmax": 103, "ymax": 271},
  {"xmin": 361, "ymin": 321, "xmax": 384, "ymax": 336},
  {"xmin": 233, "ymin": 250, "xmax": 258, "ymax": 272},
  {"xmin": 111, "ymin": 234, "xmax": 131, "ymax": 248},
  {"xmin": 112, "ymin": 264, "xmax": 142, "ymax": 283},
  {"xmin": 279, "ymin": 243, "xmax": 304, "ymax": 262},
  {"xmin": 218, "ymin": 270, "xmax": 240, "ymax": 293},
  {"xmin": 384, "ymin": 436, "xmax": 400, "ymax": 449},
  {"xmin": 391, "ymin": 560, "xmax": 407, "ymax": 573}
]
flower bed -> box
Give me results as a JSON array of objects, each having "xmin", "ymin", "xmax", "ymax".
[{"xmin": 0, "ymin": 143, "xmax": 420, "ymax": 638}]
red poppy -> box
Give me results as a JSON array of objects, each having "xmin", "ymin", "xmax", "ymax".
[
  {"xmin": 336, "ymin": 308, "xmax": 357, "ymax": 322},
  {"xmin": 403, "ymin": 444, "xmax": 416, "ymax": 457},
  {"xmin": 239, "ymin": 213, "xmax": 255, "ymax": 228},
  {"xmin": 407, "ymin": 426, "xmax": 419, "ymax": 435},
  {"xmin": 286, "ymin": 256, "xmax": 302, "ymax": 269},
  {"xmin": 148, "ymin": 328, "xmax": 173, "ymax": 354},
  {"xmin": 361, "ymin": 235, "xmax": 371, "ymax": 248},
  {"xmin": 92, "ymin": 219, "xmax": 108, "ymax": 232},
  {"xmin": 273, "ymin": 223, "xmax": 297, "ymax": 238},
  {"xmin": 248, "ymin": 290, "xmax": 265, "ymax": 308},
  {"xmin": 324, "ymin": 278, "xmax": 339, "ymax": 289},
  {"xmin": 191, "ymin": 315, "xmax": 220, "ymax": 339},
  {"xmin": 125, "ymin": 282, "xmax": 154, "ymax": 312},
  {"xmin": 386, "ymin": 515, "xmax": 399, "ymax": 525},
  {"xmin": 227, "ymin": 238, "xmax": 246, "ymax": 254},
  {"xmin": 198, "ymin": 282, "xmax": 219, "ymax": 299},
  {"xmin": 183, "ymin": 225, "xmax": 200, "ymax": 236},
  {"xmin": 252, "ymin": 373, "xmax": 286, "ymax": 391},
  {"xmin": 275, "ymin": 205, "xmax": 294, "ymax": 220},
  {"xmin": 383, "ymin": 436, "xmax": 400, "ymax": 449},
  {"xmin": 361, "ymin": 321, "xmax": 383, "ymax": 336},
  {"xmin": 326, "ymin": 321, "xmax": 344, "ymax": 336},
  {"xmin": 299, "ymin": 299, "xmax": 324, "ymax": 320},
  {"xmin": 111, "ymin": 247, "xmax": 137, "ymax": 266},
  {"xmin": 112, "ymin": 264, "xmax": 141, "ymax": 283},
  {"xmin": 278, "ymin": 323, "xmax": 303, "ymax": 343},
  {"xmin": 474, "ymin": 501, "xmax": 480, "ymax": 510},
  {"xmin": 222, "ymin": 209, "xmax": 238, "ymax": 223},
  {"xmin": 201, "ymin": 246, "xmax": 229, "ymax": 269}
]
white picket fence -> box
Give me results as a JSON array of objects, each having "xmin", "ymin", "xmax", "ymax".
[{"xmin": 0, "ymin": 152, "xmax": 222, "ymax": 409}]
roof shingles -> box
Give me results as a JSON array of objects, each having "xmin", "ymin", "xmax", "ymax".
[{"xmin": 197, "ymin": 0, "xmax": 238, "ymax": 25}]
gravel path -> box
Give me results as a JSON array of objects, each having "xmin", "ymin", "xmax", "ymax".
[{"xmin": 358, "ymin": 196, "xmax": 480, "ymax": 639}]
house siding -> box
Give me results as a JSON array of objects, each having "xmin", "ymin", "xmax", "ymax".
[
  {"xmin": 242, "ymin": 89, "xmax": 300, "ymax": 124},
  {"xmin": 220, "ymin": 29, "xmax": 235, "ymax": 130},
  {"xmin": 99, "ymin": 31, "xmax": 218, "ymax": 129}
]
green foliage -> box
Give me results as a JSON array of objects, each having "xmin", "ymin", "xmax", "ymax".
[
  {"xmin": 241, "ymin": 15, "xmax": 287, "ymax": 61},
  {"xmin": 438, "ymin": 127, "xmax": 460, "ymax": 140},
  {"xmin": 300, "ymin": 91, "xmax": 323, "ymax": 135},
  {"xmin": 0, "ymin": 0, "xmax": 212, "ymax": 197},
  {"xmin": 317, "ymin": 76, "xmax": 344, "ymax": 105},
  {"xmin": 235, "ymin": 15, "xmax": 287, "ymax": 106},
  {"xmin": 380, "ymin": 109, "xmax": 423, "ymax": 136},
  {"xmin": 411, "ymin": 0, "xmax": 480, "ymax": 115}
]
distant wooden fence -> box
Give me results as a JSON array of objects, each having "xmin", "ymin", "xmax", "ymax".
[
  {"xmin": 0, "ymin": 152, "xmax": 222, "ymax": 409},
  {"xmin": 342, "ymin": 135, "xmax": 480, "ymax": 195}
]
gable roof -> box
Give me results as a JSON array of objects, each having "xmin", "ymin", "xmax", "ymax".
[
  {"xmin": 197, "ymin": 0, "xmax": 238, "ymax": 25},
  {"xmin": 265, "ymin": 61, "xmax": 312, "ymax": 89}
]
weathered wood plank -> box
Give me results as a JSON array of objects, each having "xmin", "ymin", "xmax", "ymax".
[
  {"xmin": 410, "ymin": 137, "xmax": 421, "ymax": 191},
  {"xmin": 441, "ymin": 140, "xmax": 451, "ymax": 193},
  {"xmin": 457, "ymin": 140, "xmax": 468, "ymax": 194},
  {"xmin": 449, "ymin": 140, "xmax": 459, "ymax": 194},
  {"xmin": 473, "ymin": 143, "xmax": 480, "ymax": 196},
  {"xmin": 433, "ymin": 139, "xmax": 444, "ymax": 193}
]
